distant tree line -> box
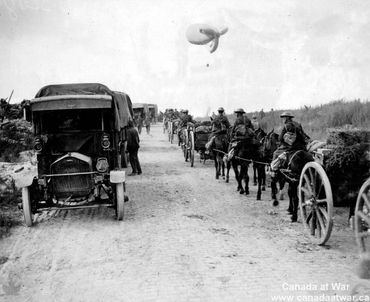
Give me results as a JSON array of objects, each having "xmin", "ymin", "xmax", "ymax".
[{"xmin": 226, "ymin": 100, "xmax": 370, "ymax": 140}]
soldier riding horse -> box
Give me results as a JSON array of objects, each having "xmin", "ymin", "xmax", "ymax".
[
  {"xmin": 222, "ymin": 109, "xmax": 266, "ymax": 200},
  {"xmin": 270, "ymin": 112, "xmax": 313, "ymax": 222},
  {"xmin": 206, "ymin": 107, "xmax": 231, "ymax": 180}
]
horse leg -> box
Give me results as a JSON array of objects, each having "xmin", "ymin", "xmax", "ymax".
[
  {"xmin": 225, "ymin": 159, "xmax": 231, "ymax": 183},
  {"xmin": 253, "ymin": 164, "xmax": 257, "ymax": 186},
  {"xmin": 261, "ymin": 166, "xmax": 266, "ymax": 191},
  {"xmin": 214, "ymin": 157, "xmax": 219, "ymax": 179},
  {"xmin": 286, "ymin": 181, "xmax": 293, "ymax": 214},
  {"xmin": 279, "ymin": 178, "xmax": 285, "ymax": 201},
  {"xmin": 257, "ymin": 165, "xmax": 263, "ymax": 200},
  {"xmin": 217, "ymin": 158, "xmax": 222, "ymax": 179},
  {"xmin": 243, "ymin": 165, "xmax": 249, "ymax": 195},
  {"xmin": 271, "ymin": 174, "xmax": 279, "ymax": 206},
  {"xmin": 235, "ymin": 163, "xmax": 244, "ymax": 194},
  {"xmin": 349, "ymin": 202, "xmax": 355, "ymax": 227},
  {"xmin": 290, "ymin": 182, "xmax": 298, "ymax": 222},
  {"xmin": 221, "ymin": 157, "xmax": 225, "ymax": 179}
]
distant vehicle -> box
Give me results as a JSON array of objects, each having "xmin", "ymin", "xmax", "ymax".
[
  {"xmin": 132, "ymin": 103, "xmax": 149, "ymax": 121},
  {"xmin": 147, "ymin": 104, "xmax": 158, "ymax": 123},
  {"xmin": 20, "ymin": 83, "xmax": 133, "ymax": 226},
  {"xmin": 132, "ymin": 103, "xmax": 158, "ymax": 123}
]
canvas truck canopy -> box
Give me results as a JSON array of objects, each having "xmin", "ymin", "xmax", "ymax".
[
  {"xmin": 30, "ymin": 95, "xmax": 113, "ymax": 111},
  {"xmin": 32, "ymin": 83, "xmax": 133, "ymax": 129},
  {"xmin": 35, "ymin": 83, "xmax": 112, "ymax": 98},
  {"xmin": 132, "ymin": 103, "xmax": 149, "ymax": 116},
  {"xmin": 148, "ymin": 104, "xmax": 158, "ymax": 114},
  {"xmin": 132, "ymin": 103, "xmax": 149, "ymax": 111},
  {"xmin": 112, "ymin": 91, "xmax": 134, "ymax": 129}
]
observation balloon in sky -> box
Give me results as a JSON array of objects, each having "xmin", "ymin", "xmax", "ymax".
[{"xmin": 186, "ymin": 23, "xmax": 228, "ymax": 53}]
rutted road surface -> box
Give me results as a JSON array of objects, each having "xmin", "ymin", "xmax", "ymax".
[{"xmin": 0, "ymin": 125, "xmax": 363, "ymax": 301}]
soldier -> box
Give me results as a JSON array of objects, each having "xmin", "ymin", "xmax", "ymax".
[
  {"xmin": 173, "ymin": 109, "xmax": 180, "ymax": 119},
  {"xmin": 231, "ymin": 108, "xmax": 253, "ymax": 140},
  {"xmin": 211, "ymin": 107, "xmax": 230, "ymax": 135},
  {"xmin": 207, "ymin": 107, "xmax": 231, "ymax": 150},
  {"xmin": 251, "ymin": 113, "xmax": 260, "ymax": 131},
  {"xmin": 179, "ymin": 109, "xmax": 194, "ymax": 128},
  {"xmin": 271, "ymin": 112, "xmax": 311, "ymax": 170},
  {"xmin": 144, "ymin": 114, "xmax": 151, "ymax": 134},
  {"xmin": 136, "ymin": 115, "xmax": 144, "ymax": 135},
  {"xmin": 126, "ymin": 120, "xmax": 142, "ymax": 176},
  {"xmin": 227, "ymin": 108, "xmax": 254, "ymax": 159}
]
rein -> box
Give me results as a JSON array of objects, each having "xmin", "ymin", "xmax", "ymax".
[{"xmin": 213, "ymin": 148, "xmax": 270, "ymax": 166}]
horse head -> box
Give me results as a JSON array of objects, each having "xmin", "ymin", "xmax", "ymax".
[
  {"xmin": 255, "ymin": 128, "xmax": 266, "ymax": 143},
  {"xmin": 262, "ymin": 129, "xmax": 279, "ymax": 159}
]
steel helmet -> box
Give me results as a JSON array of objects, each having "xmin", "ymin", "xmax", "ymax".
[
  {"xmin": 280, "ymin": 111, "xmax": 294, "ymax": 118},
  {"xmin": 217, "ymin": 107, "xmax": 225, "ymax": 112},
  {"xmin": 234, "ymin": 108, "xmax": 245, "ymax": 114}
]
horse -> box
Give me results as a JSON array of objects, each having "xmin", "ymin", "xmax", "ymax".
[
  {"xmin": 253, "ymin": 128, "xmax": 267, "ymax": 187},
  {"xmin": 210, "ymin": 133, "xmax": 230, "ymax": 180},
  {"xmin": 225, "ymin": 128, "xmax": 266, "ymax": 200},
  {"xmin": 260, "ymin": 129, "xmax": 287, "ymax": 201},
  {"xmin": 271, "ymin": 150, "xmax": 314, "ymax": 222}
]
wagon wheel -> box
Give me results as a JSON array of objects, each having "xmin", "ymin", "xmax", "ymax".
[
  {"xmin": 298, "ymin": 162, "xmax": 333, "ymax": 245},
  {"xmin": 183, "ymin": 131, "xmax": 188, "ymax": 160},
  {"xmin": 22, "ymin": 186, "xmax": 33, "ymax": 227},
  {"xmin": 189, "ymin": 130, "xmax": 195, "ymax": 167},
  {"xmin": 355, "ymin": 178, "xmax": 370, "ymax": 253},
  {"xmin": 115, "ymin": 183, "xmax": 125, "ymax": 221}
]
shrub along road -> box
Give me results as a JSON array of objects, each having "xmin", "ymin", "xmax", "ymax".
[{"xmin": 0, "ymin": 124, "xmax": 363, "ymax": 301}]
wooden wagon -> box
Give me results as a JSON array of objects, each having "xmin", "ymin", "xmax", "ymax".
[{"xmin": 297, "ymin": 128, "xmax": 370, "ymax": 245}]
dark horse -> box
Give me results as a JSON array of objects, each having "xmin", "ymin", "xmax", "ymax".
[
  {"xmin": 212, "ymin": 133, "xmax": 230, "ymax": 181},
  {"xmin": 271, "ymin": 150, "xmax": 314, "ymax": 222},
  {"xmin": 252, "ymin": 128, "xmax": 266, "ymax": 187},
  {"xmin": 226, "ymin": 134, "xmax": 266, "ymax": 200},
  {"xmin": 252, "ymin": 129, "xmax": 284, "ymax": 195},
  {"xmin": 261, "ymin": 129, "xmax": 287, "ymax": 201}
]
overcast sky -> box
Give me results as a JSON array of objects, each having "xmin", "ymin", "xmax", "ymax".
[{"xmin": 1, "ymin": 0, "xmax": 369, "ymax": 116}]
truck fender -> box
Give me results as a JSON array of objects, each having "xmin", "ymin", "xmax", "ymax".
[
  {"xmin": 110, "ymin": 170, "xmax": 126, "ymax": 184},
  {"xmin": 15, "ymin": 175, "xmax": 36, "ymax": 188}
]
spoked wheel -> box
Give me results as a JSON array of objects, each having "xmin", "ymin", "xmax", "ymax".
[
  {"xmin": 183, "ymin": 131, "xmax": 189, "ymax": 161},
  {"xmin": 22, "ymin": 186, "xmax": 33, "ymax": 227},
  {"xmin": 189, "ymin": 130, "xmax": 195, "ymax": 167},
  {"xmin": 355, "ymin": 178, "xmax": 370, "ymax": 253},
  {"xmin": 115, "ymin": 182, "xmax": 125, "ymax": 221},
  {"xmin": 299, "ymin": 162, "xmax": 333, "ymax": 245}
]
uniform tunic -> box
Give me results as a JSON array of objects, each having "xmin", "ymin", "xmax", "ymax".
[{"xmin": 211, "ymin": 114, "xmax": 231, "ymax": 134}]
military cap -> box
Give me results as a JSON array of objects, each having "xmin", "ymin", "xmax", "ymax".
[
  {"xmin": 234, "ymin": 108, "xmax": 245, "ymax": 114},
  {"xmin": 280, "ymin": 111, "xmax": 294, "ymax": 118}
]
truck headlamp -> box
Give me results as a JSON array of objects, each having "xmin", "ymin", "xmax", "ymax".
[
  {"xmin": 34, "ymin": 137, "xmax": 43, "ymax": 152},
  {"xmin": 96, "ymin": 157, "xmax": 109, "ymax": 173},
  {"xmin": 101, "ymin": 133, "xmax": 110, "ymax": 149}
]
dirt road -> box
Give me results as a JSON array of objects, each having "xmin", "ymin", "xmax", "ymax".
[{"xmin": 0, "ymin": 125, "xmax": 364, "ymax": 301}]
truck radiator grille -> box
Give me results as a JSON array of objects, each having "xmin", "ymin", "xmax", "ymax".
[{"xmin": 51, "ymin": 156, "xmax": 93, "ymax": 199}]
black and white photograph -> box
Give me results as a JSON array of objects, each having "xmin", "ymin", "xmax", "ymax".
[{"xmin": 0, "ymin": 0, "xmax": 370, "ymax": 301}]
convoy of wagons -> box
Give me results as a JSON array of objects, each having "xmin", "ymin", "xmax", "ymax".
[
  {"xmin": 18, "ymin": 85, "xmax": 369, "ymax": 257},
  {"xmin": 164, "ymin": 118, "xmax": 370, "ymax": 252}
]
